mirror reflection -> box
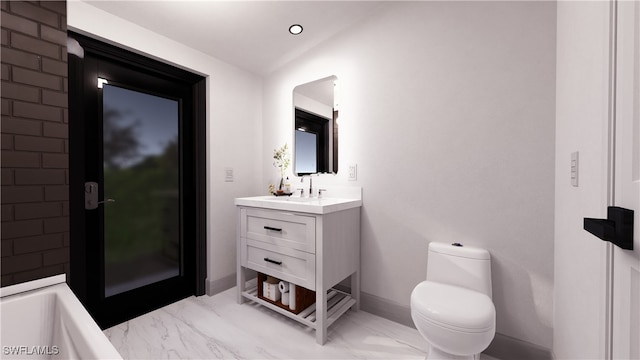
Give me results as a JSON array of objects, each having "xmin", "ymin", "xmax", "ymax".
[{"xmin": 293, "ymin": 75, "xmax": 338, "ymax": 175}]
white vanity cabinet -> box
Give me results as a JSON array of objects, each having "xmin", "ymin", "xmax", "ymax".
[{"xmin": 235, "ymin": 196, "xmax": 361, "ymax": 345}]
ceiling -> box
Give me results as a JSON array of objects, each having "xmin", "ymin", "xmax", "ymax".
[{"xmin": 84, "ymin": 1, "xmax": 385, "ymax": 76}]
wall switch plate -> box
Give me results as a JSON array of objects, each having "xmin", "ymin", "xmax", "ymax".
[
  {"xmin": 571, "ymin": 152, "xmax": 578, "ymax": 187},
  {"xmin": 225, "ymin": 167, "xmax": 234, "ymax": 182},
  {"xmin": 348, "ymin": 164, "xmax": 357, "ymax": 181}
]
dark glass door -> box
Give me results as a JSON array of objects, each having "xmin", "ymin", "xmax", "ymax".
[
  {"xmin": 68, "ymin": 33, "xmax": 206, "ymax": 328},
  {"xmin": 101, "ymin": 83, "xmax": 181, "ymax": 298}
]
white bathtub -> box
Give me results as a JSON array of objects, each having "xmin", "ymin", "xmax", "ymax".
[{"xmin": 0, "ymin": 275, "xmax": 122, "ymax": 359}]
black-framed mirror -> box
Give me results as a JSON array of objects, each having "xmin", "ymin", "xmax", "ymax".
[{"xmin": 293, "ymin": 75, "xmax": 338, "ymax": 175}]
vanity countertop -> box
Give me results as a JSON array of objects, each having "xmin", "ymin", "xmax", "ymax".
[{"xmin": 234, "ymin": 196, "xmax": 362, "ymax": 214}]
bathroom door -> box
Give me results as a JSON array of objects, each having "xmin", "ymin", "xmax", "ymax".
[
  {"xmin": 611, "ymin": 1, "xmax": 640, "ymax": 358},
  {"xmin": 68, "ymin": 33, "xmax": 206, "ymax": 329}
]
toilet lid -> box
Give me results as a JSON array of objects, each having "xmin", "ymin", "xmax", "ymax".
[{"xmin": 411, "ymin": 281, "xmax": 495, "ymax": 332}]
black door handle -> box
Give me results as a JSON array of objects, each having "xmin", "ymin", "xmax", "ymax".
[{"xmin": 584, "ymin": 206, "xmax": 634, "ymax": 250}]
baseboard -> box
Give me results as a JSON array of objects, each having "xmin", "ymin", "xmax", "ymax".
[
  {"xmin": 360, "ymin": 290, "xmax": 414, "ymax": 328},
  {"xmin": 484, "ymin": 333, "xmax": 553, "ymax": 360},
  {"xmin": 205, "ymin": 273, "xmax": 236, "ymax": 296},
  {"xmin": 359, "ymin": 291, "xmax": 553, "ymax": 360}
]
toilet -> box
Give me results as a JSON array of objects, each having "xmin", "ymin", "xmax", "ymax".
[{"xmin": 410, "ymin": 242, "xmax": 496, "ymax": 360}]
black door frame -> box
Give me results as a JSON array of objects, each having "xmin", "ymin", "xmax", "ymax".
[
  {"xmin": 68, "ymin": 32, "xmax": 206, "ymax": 328},
  {"xmin": 295, "ymin": 108, "xmax": 330, "ymax": 175}
]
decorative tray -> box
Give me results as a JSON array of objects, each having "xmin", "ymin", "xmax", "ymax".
[{"xmin": 273, "ymin": 192, "xmax": 293, "ymax": 197}]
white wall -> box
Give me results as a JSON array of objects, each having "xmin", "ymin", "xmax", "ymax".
[
  {"xmin": 263, "ymin": 2, "xmax": 556, "ymax": 349},
  {"xmin": 554, "ymin": 2, "xmax": 612, "ymax": 358},
  {"xmin": 67, "ymin": 2, "xmax": 264, "ymax": 291}
]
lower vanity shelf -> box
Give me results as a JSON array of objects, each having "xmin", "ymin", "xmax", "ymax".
[{"xmin": 241, "ymin": 278, "xmax": 357, "ymax": 330}]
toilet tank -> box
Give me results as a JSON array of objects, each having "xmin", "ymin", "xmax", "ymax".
[{"xmin": 426, "ymin": 242, "xmax": 492, "ymax": 298}]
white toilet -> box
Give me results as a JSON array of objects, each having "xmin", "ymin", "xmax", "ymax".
[{"xmin": 410, "ymin": 242, "xmax": 496, "ymax": 360}]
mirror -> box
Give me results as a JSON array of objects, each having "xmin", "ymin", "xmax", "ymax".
[{"xmin": 293, "ymin": 75, "xmax": 338, "ymax": 175}]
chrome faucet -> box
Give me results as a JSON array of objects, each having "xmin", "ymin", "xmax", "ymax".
[{"xmin": 300, "ymin": 175, "xmax": 313, "ymax": 198}]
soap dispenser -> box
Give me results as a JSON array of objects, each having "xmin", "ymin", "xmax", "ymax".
[{"xmin": 284, "ymin": 177, "xmax": 291, "ymax": 193}]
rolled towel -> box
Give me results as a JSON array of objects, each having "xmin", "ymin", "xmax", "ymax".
[{"xmin": 289, "ymin": 283, "xmax": 297, "ymax": 311}]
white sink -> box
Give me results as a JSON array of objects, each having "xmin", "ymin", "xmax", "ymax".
[
  {"xmin": 235, "ymin": 195, "xmax": 362, "ymax": 214},
  {"xmin": 265, "ymin": 196, "xmax": 319, "ymax": 203}
]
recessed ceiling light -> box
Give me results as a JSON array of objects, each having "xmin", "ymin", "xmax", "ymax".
[{"xmin": 289, "ymin": 24, "xmax": 303, "ymax": 35}]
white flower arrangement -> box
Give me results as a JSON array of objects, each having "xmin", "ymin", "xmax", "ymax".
[{"xmin": 272, "ymin": 143, "xmax": 290, "ymax": 191}]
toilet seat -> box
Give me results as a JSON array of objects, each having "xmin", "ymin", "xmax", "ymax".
[{"xmin": 411, "ymin": 281, "xmax": 494, "ymax": 333}]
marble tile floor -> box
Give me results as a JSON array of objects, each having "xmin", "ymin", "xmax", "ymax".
[{"xmin": 104, "ymin": 287, "xmax": 499, "ymax": 360}]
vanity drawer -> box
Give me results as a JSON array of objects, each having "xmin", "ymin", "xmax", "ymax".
[
  {"xmin": 245, "ymin": 243, "xmax": 315, "ymax": 291},
  {"xmin": 241, "ymin": 208, "xmax": 315, "ymax": 253}
]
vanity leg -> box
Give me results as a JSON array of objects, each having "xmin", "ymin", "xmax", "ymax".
[
  {"xmin": 237, "ymin": 267, "xmax": 246, "ymax": 304},
  {"xmin": 316, "ymin": 289, "xmax": 327, "ymax": 345},
  {"xmin": 351, "ymin": 270, "xmax": 360, "ymax": 311},
  {"xmin": 237, "ymin": 207, "xmax": 246, "ymax": 304}
]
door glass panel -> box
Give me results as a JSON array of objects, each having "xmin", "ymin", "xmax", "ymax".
[
  {"xmin": 295, "ymin": 130, "xmax": 317, "ymax": 173},
  {"xmin": 102, "ymin": 84, "xmax": 180, "ymax": 297}
]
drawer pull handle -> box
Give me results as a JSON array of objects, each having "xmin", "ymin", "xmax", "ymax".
[
  {"xmin": 264, "ymin": 226, "xmax": 282, "ymax": 232},
  {"xmin": 263, "ymin": 257, "xmax": 282, "ymax": 265}
]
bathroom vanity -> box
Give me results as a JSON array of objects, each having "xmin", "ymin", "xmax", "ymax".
[{"xmin": 235, "ymin": 192, "xmax": 361, "ymax": 344}]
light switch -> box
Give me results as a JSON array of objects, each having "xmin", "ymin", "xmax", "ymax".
[
  {"xmin": 225, "ymin": 167, "xmax": 234, "ymax": 182},
  {"xmin": 571, "ymin": 152, "xmax": 579, "ymax": 187}
]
